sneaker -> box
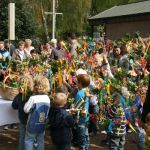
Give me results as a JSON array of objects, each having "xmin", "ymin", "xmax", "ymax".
[
  {"xmin": 127, "ymin": 129, "xmax": 132, "ymax": 133},
  {"xmin": 101, "ymin": 130, "xmax": 107, "ymax": 134}
]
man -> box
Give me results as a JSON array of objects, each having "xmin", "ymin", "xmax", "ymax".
[
  {"xmin": 108, "ymin": 45, "xmax": 121, "ymax": 67},
  {"xmin": 0, "ymin": 41, "xmax": 10, "ymax": 69},
  {"xmin": 0, "ymin": 41, "xmax": 10, "ymax": 58},
  {"xmin": 96, "ymin": 41, "xmax": 104, "ymax": 55},
  {"xmin": 68, "ymin": 33, "xmax": 81, "ymax": 58},
  {"xmin": 4, "ymin": 39, "xmax": 15, "ymax": 56},
  {"xmin": 51, "ymin": 40, "xmax": 66, "ymax": 60}
]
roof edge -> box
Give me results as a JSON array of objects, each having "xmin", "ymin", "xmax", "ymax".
[{"xmin": 89, "ymin": 6, "xmax": 117, "ymax": 20}]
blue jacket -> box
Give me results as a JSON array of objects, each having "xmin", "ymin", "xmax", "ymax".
[
  {"xmin": 75, "ymin": 89, "xmax": 89, "ymax": 124},
  {"xmin": 49, "ymin": 107, "xmax": 75, "ymax": 144}
]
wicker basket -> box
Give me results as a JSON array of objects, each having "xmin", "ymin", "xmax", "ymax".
[
  {"xmin": 0, "ymin": 86, "xmax": 19, "ymax": 100},
  {"xmin": 0, "ymin": 74, "xmax": 19, "ymax": 101}
]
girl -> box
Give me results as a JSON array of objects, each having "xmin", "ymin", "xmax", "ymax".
[{"xmin": 12, "ymin": 74, "xmax": 34, "ymax": 150}]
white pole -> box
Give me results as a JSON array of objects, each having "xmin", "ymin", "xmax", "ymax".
[
  {"xmin": 52, "ymin": 0, "xmax": 55, "ymax": 39},
  {"xmin": 8, "ymin": 3, "xmax": 15, "ymax": 40}
]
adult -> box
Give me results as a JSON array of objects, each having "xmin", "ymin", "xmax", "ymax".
[
  {"xmin": 0, "ymin": 41, "xmax": 10, "ymax": 81},
  {"xmin": 12, "ymin": 41, "xmax": 28, "ymax": 63},
  {"xmin": 108, "ymin": 45, "xmax": 121, "ymax": 67},
  {"xmin": 4, "ymin": 39, "xmax": 16, "ymax": 56},
  {"xmin": 118, "ymin": 44, "xmax": 130, "ymax": 70},
  {"xmin": 141, "ymin": 64, "xmax": 150, "ymax": 123},
  {"xmin": 24, "ymin": 39, "xmax": 34, "ymax": 56},
  {"xmin": 50, "ymin": 39, "xmax": 57, "ymax": 49},
  {"xmin": 42, "ymin": 43, "xmax": 52, "ymax": 57},
  {"xmin": 51, "ymin": 40, "xmax": 66, "ymax": 60},
  {"xmin": 68, "ymin": 33, "xmax": 81, "ymax": 58},
  {"xmin": 96, "ymin": 41, "xmax": 104, "ymax": 55},
  {"xmin": 0, "ymin": 41, "xmax": 10, "ymax": 59}
]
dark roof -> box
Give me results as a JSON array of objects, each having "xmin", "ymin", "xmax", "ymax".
[{"xmin": 89, "ymin": 0, "xmax": 150, "ymax": 20}]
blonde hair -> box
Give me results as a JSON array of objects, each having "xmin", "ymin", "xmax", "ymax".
[
  {"xmin": 19, "ymin": 74, "xmax": 34, "ymax": 92},
  {"xmin": 34, "ymin": 75, "xmax": 50, "ymax": 94},
  {"xmin": 53, "ymin": 93, "xmax": 67, "ymax": 107}
]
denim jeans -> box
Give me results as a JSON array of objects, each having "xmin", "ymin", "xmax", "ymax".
[
  {"xmin": 19, "ymin": 123, "xmax": 26, "ymax": 150},
  {"xmin": 89, "ymin": 104, "xmax": 99, "ymax": 114},
  {"xmin": 109, "ymin": 135, "xmax": 125, "ymax": 150},
  {"xmin": 52, "ymin": 144, "xmax": 71, "ymax": 150},
  {"xmin": 25, "ymin": 131, "xmax": 44, "ymax": 150},
  {"xmin": 89, "ymin": 120, "xmax": 98, "ymax": 134},
  {"xmin": 76, "ymin": 124, "xmax": 89, "ymax": 150},
  {"xmin": 137, "ymin": 127, "xmax": 145, "ymax": 150}
]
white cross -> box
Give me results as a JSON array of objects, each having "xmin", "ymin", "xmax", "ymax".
[{"xmin": 45, "ymin": 0, "xmax": 63, "ymax": 39}]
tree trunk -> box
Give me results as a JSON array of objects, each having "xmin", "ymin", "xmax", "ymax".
[{"xmin": 40, "ymin": 0, "xmax": 50, "ymax": 41}]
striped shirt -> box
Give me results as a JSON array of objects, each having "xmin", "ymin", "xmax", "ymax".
[{"xmin": 108, "ymin": 104, "xmax": 126, "ymax": 136}]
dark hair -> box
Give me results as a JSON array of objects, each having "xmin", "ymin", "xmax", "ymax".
[
  {"xmin": 77, "ymin": 74, "xmax": 90, "ymax": 88},
  {"xmin": 113, "ymin": 45, "xmax": 119, "ymax": 49},
  {"xmin": 30, "ymin": 49, "xmax": 37, "ymax": 54},
  {"xmin": 120, "ymin": 44, "xmax": 127, "ymax": 55},
  {"xmin": 68, "ymin": 33, "xmax": 76, "ymax": 39},
  {"xmin": 146, "ymin": 63, "xmax": 150, "ymax": 72},
  {"xmin": 146, "ymin": 113, "xmax": 150, "ymax": 123},
  {"xmin": 112, "ymin": 92, "xmax": 120, "ymax": 102}
]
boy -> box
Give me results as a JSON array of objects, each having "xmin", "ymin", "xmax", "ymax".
[
  {"xmin": 75, "ymin": 74, "xmax": 90, "ymax": 150},
  {"xmin": 24, "ymin": 75, "xmax": 50, "ymax": 150},
  {"xmin": 49, "ymin": 93, "xmax": 75, "ymax": 150},
  {"xmin": 108, "ymin": 92, "xmax": 126, "ymax": 150},
  {"xmin": 12, "ymin": 75, "xmax": 34, "ymax": 150}
]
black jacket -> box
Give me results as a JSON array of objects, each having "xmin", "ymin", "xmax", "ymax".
[
  {"xmin": 12, "ymin": 93, "xmax": 30, "ymax": 125},
  {"xmin": 49, "ymin": 107, "xmax": 75, "ymax": 144},
  {"xmin": 141, "ymin": 74, "xmax": 150, "ymax": 123}
]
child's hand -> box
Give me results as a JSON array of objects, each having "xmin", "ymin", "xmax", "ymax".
[
  {"xmin": 131, "ymin": 106, "xmax": 137, "ymax": 113},
  {"xmin": 62, "ymin": 75, "xmax": 67, "ymax": 84},
  {"xmin": 70, "ymin": 103, "xmax": 74, "ymax": 109},
  {"xmin": 85, "ymin": 90, "xmax": 93, "ymax": 97},
  {"xmin": 81, "ymin": 109, "xmax": 86, "ymax": 115}
]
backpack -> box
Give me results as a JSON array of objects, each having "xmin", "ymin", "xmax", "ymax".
[{"xmin": 26, "ymin": 103, "xmax": 50, "ymax": 134}]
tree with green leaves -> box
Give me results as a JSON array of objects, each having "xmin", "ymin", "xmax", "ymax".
[{"xmin": 0, "ymin": 0, "xmax": 36, "ymax": 40}]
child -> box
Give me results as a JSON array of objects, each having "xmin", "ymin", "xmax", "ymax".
[
  {"xmin": 24, "ymin": 75, "xmax": 50, "ymax": 150},
  {"xmin": 12, "ymin": 75, "xmax": 34, "ymax": 150},
  {"xmin": 75, "ymin": 74, "xmax": 90, "ymax": 150},
  {"xmin": 89, "ymin": 94, "xmax": 99, "ymax": 135},
  {"xmin": 131, "ymin": 87, "xmax": 145, "ymax": 150},
  {"xmin": 49, "ymin": 93, "xmax": 75, "ymax": 150},
  {"xmin": 144, "ymin": 113, "xmax": 150, "ymax": 150},
  {"xmin": 108, "ymin": 92, "xmax": 126, "ymax": 150}
]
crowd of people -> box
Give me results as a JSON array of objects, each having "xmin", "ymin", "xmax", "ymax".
[{"xmin": 0, "ymin": 33, "xmax": 150, "ymax": 150}]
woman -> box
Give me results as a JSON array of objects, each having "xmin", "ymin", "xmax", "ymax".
[
  {"xmin": 24, "ymin": 39, "xmax": 34, "ymax": 56},
  {"xmin": 12, "ymin": 41, "xmax": 29, "ymax": 63}
]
